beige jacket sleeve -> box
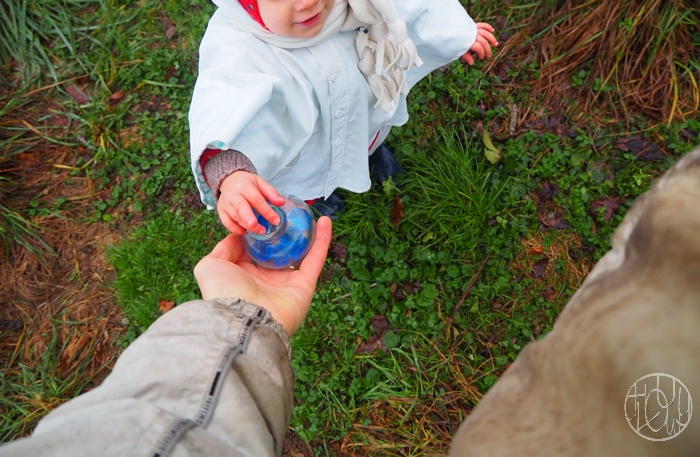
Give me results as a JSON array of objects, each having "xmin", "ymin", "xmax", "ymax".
[
  {"xmin": 0, "ymin": 298, "xmax": 294, "ymax": 457},
  {"xmin": 450, "ymin": 146, "xmax": 700, "ymax": 456}
]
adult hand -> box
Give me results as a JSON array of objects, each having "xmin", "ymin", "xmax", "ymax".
[
  {"xmin": 217, "ymin": 171, "xmax": 286, "ymax": 236},
  {"xmin": 194, "ymin": 216, "xmax": 333, "ymax": 336},
  {"xmin": 462, "ymin": 23, "xmax": 499, "ymax": 65}
]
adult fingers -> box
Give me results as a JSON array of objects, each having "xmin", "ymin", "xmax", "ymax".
[
  {"xmin": 193, "ymin": 234, "xmax": 246, "ymax": 299},
  {"xmin": 298, "ymin": 216, "xmax": 332, "ymax": 281},
  {"xmin": 209, "ymin": 233, "xmax": 245, "ymax": 262}
]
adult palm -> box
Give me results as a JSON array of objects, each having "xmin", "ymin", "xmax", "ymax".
[{"xmin": 194, "ymin": 216, "xmax": 332, "ymax": 336}]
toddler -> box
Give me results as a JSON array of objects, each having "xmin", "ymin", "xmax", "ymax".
[{"xmin": 189, "ymin": 0, "xmax": 498, "ymax": 235}]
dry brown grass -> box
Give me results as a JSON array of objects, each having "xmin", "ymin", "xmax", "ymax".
[
  {"xmin": 0, "ymin": 87, "xmax": 126, "ymax": 435},
  {"xmin": 492, "ymin": 0, "xmax": 699, "ymax": 125}
]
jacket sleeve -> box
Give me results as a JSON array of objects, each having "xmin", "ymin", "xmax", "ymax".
[
  {"xmin": 202, "ymin": 149, "xmax": 258, "ymax": 201},
  {"xmin": 401, "ymin": 0, "xmax": 478, "ymax": 89},
  {"xmin": 0, "ymin": 298, "xmax": 295, "ymax": 457},
  {"xmin": 449, "ymin": 147, "xmax": 700, "ymax": 456},
  {"xmin": 189, "ymin": 9, "xmax": 320, "ymax": 209}
]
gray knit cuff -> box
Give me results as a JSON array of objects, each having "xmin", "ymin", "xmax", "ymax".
[{"xmin": 204, "ymin": 150, "xmax": 257, "ymax": 201}]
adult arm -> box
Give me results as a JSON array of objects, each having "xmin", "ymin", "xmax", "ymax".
[
  {"xmin": 450, "ymin": 147, "xmax": 700, "ymax": 456},
  {"xmin": 0, "ymin": 217, "xmax": 333, "ymax": 457}
]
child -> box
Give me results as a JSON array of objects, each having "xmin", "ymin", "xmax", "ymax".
[{"xmin": 189, "ymin": 0, "xmax": 498, "ymax": 235}]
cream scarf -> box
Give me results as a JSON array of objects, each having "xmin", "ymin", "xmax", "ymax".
[{"xmin": 228, "ymin": 0, "xmax": 423, "ymax": 112}]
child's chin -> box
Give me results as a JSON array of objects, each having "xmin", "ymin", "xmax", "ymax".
[
  {"xmin": 288, "ymin": 29, "xmax": 322, "ymax": 39},
  {"xmin": 287, "ymin": 21, "xmax": 325, "ymax": 38}
]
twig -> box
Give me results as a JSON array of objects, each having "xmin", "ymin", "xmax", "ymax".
[
  {"xmin": 332, "ymin": 283, "xmax": 377, "ymax": 303},
  {"xmin": 21, "ymin": 75, "xmax": 86, "ymax": 98},
  {"xmin": 20, "ymin": 61, "xmax": 143, "ymax": 98},
  {"xmin": 451, "ymin": 254, "xmax": 491, "ymax": 319}
]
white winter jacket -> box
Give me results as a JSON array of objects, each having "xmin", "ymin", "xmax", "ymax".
[{"xmin": 189, "ymin": 0, "xmax": 477, "ymax": 207}]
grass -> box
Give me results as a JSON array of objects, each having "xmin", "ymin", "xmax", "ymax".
[
  {"xmin": 1, "ymin": 0, "xmax": 698, "ymax": 454},
  {"xmin": 492, "ymin": 0, "xmax": 700, "ymax": 123},
  {"xmin": 0, "ymin": 323, "xmax": 116, "ymax": 440},
  {"xmin": 0, "ymin": 0, "xmax": 213, "ymax": 441},
  {"xmin": 0, "ymin": 93, "xmax": 50, "ymax": 258},
  {"xmin": 108, "ymin": 209, "xmax": 224, "ymax": 332}
]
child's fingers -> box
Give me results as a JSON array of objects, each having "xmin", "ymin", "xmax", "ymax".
[
  {"xmin": 481, "ymin": 36, "xmax": 493, "ymax": 59},
  {"xmin": 475, "ymin": 36, "xmax": 493, "ymax": 59},
  {"xmin": 222, "ymin": 194, "xmax": 260, "ymax": 234},
  {"xmin": 482, "ymin": 30, "xmax": 499, "ymax": 47},
  {"xmin": 476, "ymin": 22, "xmax": 495, "ymax": 32},
  {"xmin": 471, "ymin": 41, "xmax": 486, "ymax": 60},
  {"xmin": 481, "ymin": 38, "xmax": 493, "ymax": 59},
  {"xmin": 225, "ymin": 193, "xmax": 265, "ymax": 234},
  {"xmin": 240, "ymin": 189, "xmax": 281, "ymax": 229},
  {"xmin": 461, "ymin": 52, "xmax": 475, "ymax": 65},
  {"xmin": 219, "ymin": 208, "xmax": 247, "ymax": 235},
  {"xmin": 256, "ymin": 177, "xmax": 285, "ymax": 206}
]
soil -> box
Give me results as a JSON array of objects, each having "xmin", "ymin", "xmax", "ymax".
[
  {"xmin": 0, "ymin": 89, "xmax": 127, "ymax": 429},
  {"xmin": 0, "ymin": 87, "xmax": 322, "ymax": 455}
]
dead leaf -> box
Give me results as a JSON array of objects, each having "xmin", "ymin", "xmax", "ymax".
[
  {"xmin": 391, "ymin": 195, "xmax": 404, "ymax": 228},
  {"xmin": 356, "ymin": 315, "xmax": 393, "ymax": 354},
  {"xmin": 590, "ymin": 197, "xmax": 623, "ymax": 221},
  {"xmin": 496, "ymin": 61, "xmax": 514, "ymax": 81},
  {"xmin": 356, "ymin": 335, "xmax": 386, "ymax": 354},
  {"xmin": 614, "ymin": 137, "xmax": 665, "ymax": 161},
  {"xmin": 159, "ymin": 299, "xmax": 175, "ymax": 313},
  {"xmin": 496, "ymin": 16, "xmax": 507, "ymax": 30},
  {"xmin": 542, "ymin": 287, "xmax": 557, "ymax": 301},
  {"xmin": 545, "ymin": 108, "xmax": 564, "ymax": 130},
  {"xmin": 483, "ymin": 128, "xmax": 502, "ymax": 163},
  {"xmin": 403, "ymin": 280, "xmax": 421, "ymax": 295},
  {"xmin": 553, "ymin": 218, "xmax": 572, "ymax": 230},
  {"xmin": 16, "ymin": 152, "xmax": 41, "ymax": 167},
  {"xmin": 159, "ymin": 15, "xmax": 176, "ymax": 39},
  {"xmin": 62, "ymin": 333, "xmax": 89, "ymax": 363},
  {"xmin": 539, "ymin": 181, "xmax": 558, "ymax": 201},
  {"xmin": 108, "ymin": 90, "xmax": 125, "ymax": 102},
  {"xmin": 164, "ymin": 65, "xmax": 177, "ymax": 81},
  {"xmin": 51, "ymin": 115, "xmax": 69, "ymax": 126},
  {"xmin": 538, "ymin": 211, "xmax": 571, "ymax": 231},
  {"xmin": 533, "ymin": 258, "xmax": 549, "ymax": 278},
  {"xmin": 392, "ymin": 282, "xmax": 406, "ymax": 300},
  {"xmin": 66, "ymin": 84, "xmax": 91, "ymax": 104},
  {"xmin": 0, "ymin": 319, "xmax": 23, "ymax": 332},
  {"xmin": 331, "ymin": 242, "xmax": 347, "ymax": 261},
  {"xmin": 166, "ymin": 23, "xmax": 176, "ymax": 38},
  {"xmin": 370, "ymin": 315, "xmax": 391, "ymax": 334}
]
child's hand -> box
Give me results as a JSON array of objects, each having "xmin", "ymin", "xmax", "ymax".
[
  {"xmin": 462, "ymin": 23, "xmax": 499, "ymax": 66},
  {"xmin": 217, "ymin": 171, "xmax": 286, "ymax": 236}
]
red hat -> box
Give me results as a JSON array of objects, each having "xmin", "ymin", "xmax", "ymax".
[{"xmin": 239, "ymin": 0, "xmax": 267, "ymax": 29}]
